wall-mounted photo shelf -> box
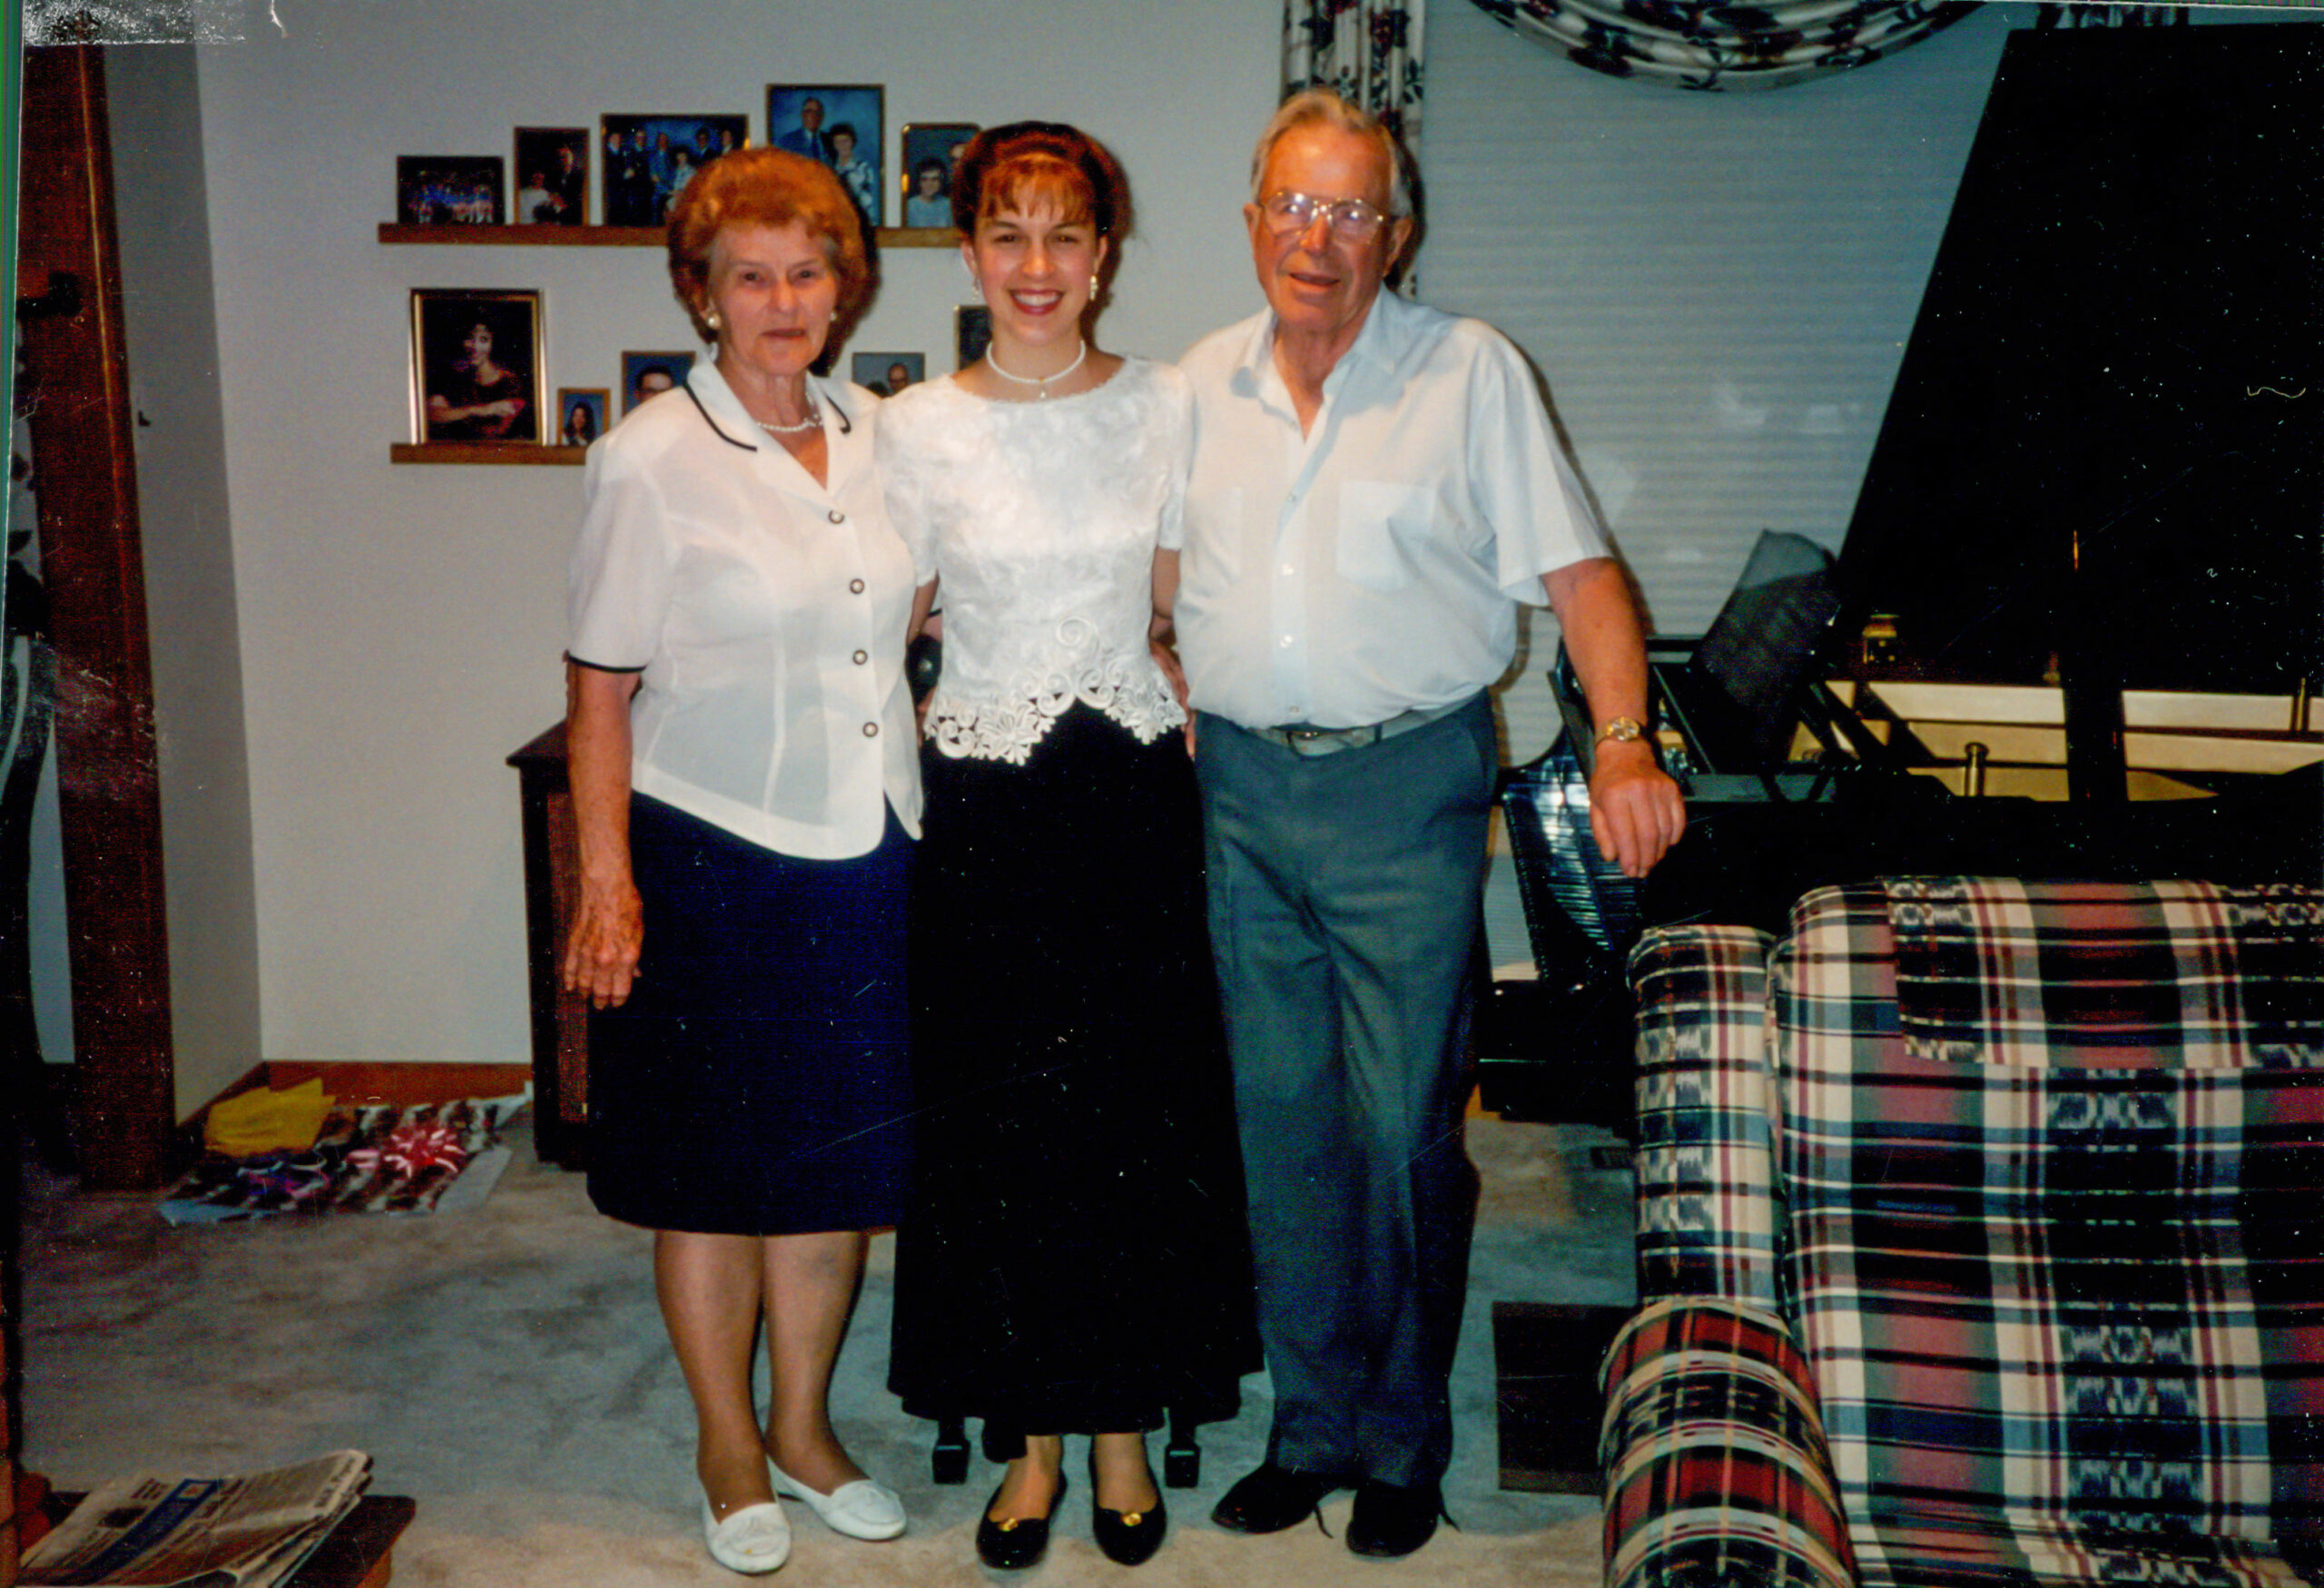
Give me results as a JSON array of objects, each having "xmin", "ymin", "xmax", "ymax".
[
  {"xmin": 381, "ymin": 220, "xmax": 958, "ymax": 463},
  {"xmin": 390, "ymin": 443, "xmax": 586, "ymax": 466},
  {"xmin": 378, "ymin": 223, "xmax": 955, "ymax": 248}
]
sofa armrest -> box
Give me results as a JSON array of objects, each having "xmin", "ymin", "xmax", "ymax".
[
  {"xmin": 1630, "ymin": 924, "xmax": 1783, "ymax": 1307},
  {"xmin": 1600, "ymin": 1297, "xmax": 1856, "ymax": 1588}
]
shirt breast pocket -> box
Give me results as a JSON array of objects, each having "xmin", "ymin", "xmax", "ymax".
[{"xmin": 1336, "ymin": 480, "xmax": 1433, "ymax": 593}]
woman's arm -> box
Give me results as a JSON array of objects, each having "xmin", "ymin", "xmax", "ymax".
[
  {"xmin": 561, "ymin": 660, "xmax": 645, "ymax": 1009},
  {"xmin": 1150, "ymin": 547, "xmax": 1193, "ymax": 752},
  {"xmin": 427, "ymin": 392, "xmax": 525, "ymax": 429}
]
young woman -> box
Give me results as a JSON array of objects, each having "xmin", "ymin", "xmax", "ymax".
[
  {"xmin": 425, "ymin": 320, "xmax": 529, "ymax": 440},
  {"xmin": 879, "ymin": 122, "xmax": 1256, "ymax": 1573}
]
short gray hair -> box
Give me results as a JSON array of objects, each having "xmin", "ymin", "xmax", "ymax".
[{"xmin": 1247, "ymin": 88, "xmax": 1415, "ymax": 220}]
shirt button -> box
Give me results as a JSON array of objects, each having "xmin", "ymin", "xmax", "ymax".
[
  {"xmin": 852, "ymin": 649, "xmax": 868, "ymax": 665},
  {"xmin": 849, "ymin": 578, "xmax": 865, "ymax": 594},
  {"xmin": 862, "ymin": 722, "xmax": 879, "ymax": 737},
  {"xmin": 1282, "ymin": 563, "xmax": 1295, "ymax": 576},
  {"xmin": 828, "ymin": 509, "xmax": 846, "ymax": 524},
  {"xmin": 1278, "ymin": 635, "xmax": 1294, "ymax": 648}
]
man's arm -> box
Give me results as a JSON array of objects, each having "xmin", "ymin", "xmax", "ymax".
[{"xmin": 1542, "ymin": 557, "xmax": 1686, "ymax": 878}]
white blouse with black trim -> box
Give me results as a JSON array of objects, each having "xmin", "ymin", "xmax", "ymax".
[{"xmin": 566, "ymin": 361, "xmax": 923, "ymax": 861}]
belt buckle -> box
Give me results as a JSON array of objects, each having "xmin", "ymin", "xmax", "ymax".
[{"xmin": 1284, "ymin": 724, "xmax": 1366, "ymax": 757}]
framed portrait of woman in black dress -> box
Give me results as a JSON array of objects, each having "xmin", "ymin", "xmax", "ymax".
[{"xmin": 409, "ymin": 288, "xmax": 545, "ymax": 444}]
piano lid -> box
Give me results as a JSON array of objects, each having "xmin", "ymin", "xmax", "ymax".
[{"xmin": 1837, "ymin": 22, "xmax": 2322, "ymax": 699}]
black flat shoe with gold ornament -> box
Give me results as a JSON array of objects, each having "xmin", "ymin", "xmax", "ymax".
[
  {"xmin": 1092, "ymin": 1486, "xmax": 1167, "ymax": 1566},
  {"xmin": 974, "ymin": 1475, "xmax": 1065, "ymax": 1571}
]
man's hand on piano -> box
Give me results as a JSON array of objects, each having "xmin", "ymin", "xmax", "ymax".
[{"xmin": 1588, "ymin": 740, "xmax": 1686, "ymax": 879}]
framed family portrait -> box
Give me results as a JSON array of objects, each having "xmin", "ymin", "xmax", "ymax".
[
  {"xmin": 767, "ymin": 84, "xmax": 885, "ymax": 226},
  {"xmin": 410, "ymin": 289, "xmax": 544, "ymax": 444},
  {"xmin": 954, "ymin": 306, "xmax": 991, "ymax": 370},
  {"xmin": 395, "ymin": 155, "xmax": 504, "ymax": 225},
  {"xmin": 599, "ymin": 113, "xmax": 749, "ymax": 227},
  {"xmin": 852, "ymin": 351, "xmax": 924, "ymax": 396},
  {"xmin": 622, "ymin": 351, "xmax": 695, "ymax": 414},
  {"xmin": 513, "ymin": 127, "xmax": 590, "ymax": 225},
  {"xmin": 901, "ymin": 122, "xmax": 978, "ymax": 230},
  {"xmin": 556, "ymin": 387, "xmax": 608, "ymax": 447}
]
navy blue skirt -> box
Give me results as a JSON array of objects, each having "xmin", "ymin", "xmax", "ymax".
[{"xmin": 586, "ymin": 794, "xmax": 913, "ymax": 1236}]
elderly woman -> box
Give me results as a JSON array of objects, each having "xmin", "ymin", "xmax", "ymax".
[
  {"xmin": 563, "ymin": 146, "xmax": 919, "ymax": 1574},
  {"xmin": 881, "ymin": 122, "xmax": 1255, "ymax": 1573}
]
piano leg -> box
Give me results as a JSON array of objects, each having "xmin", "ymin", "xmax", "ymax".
[
  {"xmin": 931, "ymin": 1415, "xmax": 970, "ymax": 1484},
  {"xmin": 1163, "ymin": 1409, "xmax": 1200, "ymax": 1488}
]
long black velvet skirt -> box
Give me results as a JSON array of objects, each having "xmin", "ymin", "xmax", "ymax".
[
  {"xmin": 890, "ymin": 705, "xmax": 1257, "ymax": 1437},
  {"xmin": 586, "ymin": 794, "xmax": 913, "ymax": 1236}
]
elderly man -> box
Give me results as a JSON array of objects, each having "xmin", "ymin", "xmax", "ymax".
[
  {"xmin": 1160, "ymin": 90, "xmax": 1684, "ymax": 1558},
  {"xmin": 774, "ymin": 96, "xmax": 831, "ymax": 161}
]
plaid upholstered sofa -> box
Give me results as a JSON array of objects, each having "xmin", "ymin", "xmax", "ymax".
[{"xmin": 1599, "ymin": 877, "xmax": 2324, "ymax": 1588}]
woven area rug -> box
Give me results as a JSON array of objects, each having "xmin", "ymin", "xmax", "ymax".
[{"xmin": 158, "ymin": 1092, "xmax": 531, "ymax": 1224}]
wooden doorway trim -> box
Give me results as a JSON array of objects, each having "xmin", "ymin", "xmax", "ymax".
[{"xmin": 16, "ymin": 44, "xmax": 177, "ymax": 1190}]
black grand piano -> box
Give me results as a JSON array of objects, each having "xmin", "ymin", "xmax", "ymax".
[{"xmin": 1480, "ymin": 20, "xmax": 2323, "ymax": 1122}]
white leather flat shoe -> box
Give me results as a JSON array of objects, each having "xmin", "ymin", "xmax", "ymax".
[
  {"xmin": 701, "ymin": 1494, "xmax": 792, "ymax": 1573},
  {"xmin": 767, "ymin": 1460, "xmax": 907, "ymax": 1541}
]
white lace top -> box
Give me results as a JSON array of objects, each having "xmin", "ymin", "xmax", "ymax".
[{"xmin": 878, "ymin": 358, "xmax": 1190, "ymax": 764}]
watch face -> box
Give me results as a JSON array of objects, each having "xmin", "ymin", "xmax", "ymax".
[{"xmin": 1600, "ymin": 717, "xmax": 1643, "ymax": 743}]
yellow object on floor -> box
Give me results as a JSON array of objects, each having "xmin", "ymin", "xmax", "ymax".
[{"xmin": 204, "ymin": 1078, "xmax": 336, "ymax": 1157}]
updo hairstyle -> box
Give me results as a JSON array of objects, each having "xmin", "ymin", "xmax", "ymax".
[{"xmin": 948, "ymin": 122, "xmax": 1133, "ymax": 248}]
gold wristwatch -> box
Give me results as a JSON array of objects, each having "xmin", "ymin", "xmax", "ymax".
[{"xmin": 1595, "ymin": 716, "xmax": 1646, "ymax": 745}]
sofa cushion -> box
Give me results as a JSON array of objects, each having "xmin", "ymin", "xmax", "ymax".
[
  {"xmin": 1771, "ymin": 881, "xmax": 2324, "ymax": 1573},
  {"xmin": 1883, "ymin": 878, "xmax": 2323, "ymax": 1069}
]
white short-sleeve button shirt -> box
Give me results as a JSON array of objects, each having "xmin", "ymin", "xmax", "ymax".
[
  {"xmin": 1169, "ymin": 291, "xmax": 1610, "ymax": 731},
  {"xmin": 567, "ymin": 363, "xmax": 922, "ymax": 859}
]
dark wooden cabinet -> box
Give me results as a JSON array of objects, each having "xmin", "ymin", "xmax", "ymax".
[{"xmin": 507, "ymin": 724, "xmax": 588, "ymax": 1167}]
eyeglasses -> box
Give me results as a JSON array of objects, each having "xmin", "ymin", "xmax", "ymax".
[{"xmin": 1259, "ymin": 190, "xmax": 1392, "ymax": 240}]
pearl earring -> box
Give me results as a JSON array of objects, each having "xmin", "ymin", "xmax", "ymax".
[
  {"xmin": 705, "ymin": 308, "xmax": 722, "ymax": 331},
  {"xmin": 1090, "ymin": 273, "xmax": 1101, "ymax": 297}
]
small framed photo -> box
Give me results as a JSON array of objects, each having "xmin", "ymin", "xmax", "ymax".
[
  {"xmin": 767, "ymin": 85, "xmax": 886, "ymax": 226},
  {"xmin": 396, "ymin": 156, "xmax": 504, "ymax": 226},
  {"xmin": 954, "ymin": 306, "xmax": 991, "ymax": 371},
  {"xmin": 622, "ymin": 351, "xmax": 696, "ymax": 414},
  {"xmin": 556, "ymin": 387, "xmax": 608, "ymax": 447},
  {"xmin": 599, "ymin": 114, "xmax": 749, "ymax": 227},
  {"xmin": 852, "ymin": 351, "xmax": 924, "ymax": 396},
  {"xmin": 514, "ymin": 127, "xmax": 590, "ymax": 225},
  {"xmin": 410, "ymin": 289, "xmax": 544, "ymax": 444},
  {"xmin": 901, "ymin": 123, "xmax": 978, "ymax": 231}
]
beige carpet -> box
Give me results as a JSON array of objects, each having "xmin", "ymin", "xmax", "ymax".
[{"xmin": 17, "ymin": 1113, "xmax": 1630, "ymax": 1586}]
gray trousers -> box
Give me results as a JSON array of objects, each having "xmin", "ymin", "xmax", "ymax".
[{"xmin": 1193, "ymin": 696, "xmax": 1492, "ymax": 1487}]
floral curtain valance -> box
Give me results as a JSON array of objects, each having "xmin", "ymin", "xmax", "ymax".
[
  {"xmin": 1284, "ymin": 0, "xmax": 1430, "ymax": 147},
  {"xmin": 1465, "ymin": 0, "xmax": 1980, "ymax": 90}
]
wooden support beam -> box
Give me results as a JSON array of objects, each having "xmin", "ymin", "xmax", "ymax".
[{"xmin": 16, "ymin": 45, "xmax": 177, "ymax": 1190}]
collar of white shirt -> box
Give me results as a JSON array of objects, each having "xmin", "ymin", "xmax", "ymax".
[
  {"xmin": 684, "ymin": 360, "xmax": 863, "ymax": 489},
  {"xmin": 1227, "ymin": 286, "xmax": 1423, "ymax": 411}
]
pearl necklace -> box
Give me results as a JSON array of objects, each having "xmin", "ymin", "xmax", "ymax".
[
  {"xmin": 756, "ymin": 407, "xmax": 821, "ymax": 436},
  {"xmin": 985, "ymin": 340, "xmax": 1087, "ymax": 399}
]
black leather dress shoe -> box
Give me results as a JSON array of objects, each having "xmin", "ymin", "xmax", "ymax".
[
  {"xmin": 975, "ymin": 1475, "xmax": 1065, "ymax": 1571},
  {"xmin": 1345, "ymin": 1479, "xmax": 1445, "ymax": 1558},
  {"xmin": 1208, "ymin": 1463, "xmax": 1341, "ymax": 1534}
]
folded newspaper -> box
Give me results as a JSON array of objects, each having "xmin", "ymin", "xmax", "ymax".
[{"xmin": 19, "ymin": 1451, "xmax": 372, "ymax": 1588}]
